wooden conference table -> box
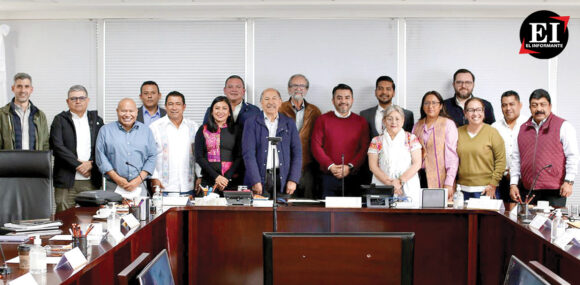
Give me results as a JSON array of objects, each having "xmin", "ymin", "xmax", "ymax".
[{"xmin": 2, "ymin": 205, "xmax": 580, "ymax": 284}]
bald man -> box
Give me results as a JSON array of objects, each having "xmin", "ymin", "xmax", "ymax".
[{"xmin": 96, "ymin": 98, "xmax": 157, "ymax": 198}]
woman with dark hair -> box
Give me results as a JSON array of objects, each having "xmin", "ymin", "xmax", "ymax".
[
  {"xmin": 411, "ymin": 91, "xmax": 459, "ymax": 200},
  {"xmin": 456, "ymin": 97, "xmax": 505, "ymax": 200},
  {"xmin": 195, "ymin": 96, "xmax": 243, "ymax": 192}
]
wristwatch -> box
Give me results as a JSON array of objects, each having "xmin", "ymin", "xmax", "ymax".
[{"xmin": 564, "ymin": 180, "xmax": 575, "ymax": 185}]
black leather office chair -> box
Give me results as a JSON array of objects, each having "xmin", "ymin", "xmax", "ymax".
[{"xmin": 0, "ymin": 150, "xmax": 53, "ymax": 226}]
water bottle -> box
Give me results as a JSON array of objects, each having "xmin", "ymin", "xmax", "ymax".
[
  {"xmin": 551, "ymin": 209, "xmax": 566, "ymax": 241},
  {"xmin": 453, "ymin": 190, "xmax": 464, "ymax": 209},
  {"xmin": 29, "ymin": 235, "xmax": 47, "ymax": 274},
  {"xmin": 152, "ymin": 186, "xmax": 163, "ymax": 215}
]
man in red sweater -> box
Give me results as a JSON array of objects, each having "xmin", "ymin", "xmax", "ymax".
[{"xmin": 311, "ymin": 83, "xmax": 370, "ymax": 198}]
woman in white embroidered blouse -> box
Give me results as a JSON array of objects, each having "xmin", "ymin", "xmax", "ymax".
[{"xmin": 368, "ymin": 105, "xmax": 423, "ymax": 207}]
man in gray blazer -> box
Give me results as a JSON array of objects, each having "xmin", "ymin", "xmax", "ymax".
[
  {"xmin": 360, "ymin": 76, "xmax": 414, "ymax": 138},
  {"xmin": 137, "ymin": 80, "xmax": 166, "ymax": 126}
]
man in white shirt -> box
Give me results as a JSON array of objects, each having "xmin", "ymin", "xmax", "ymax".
[
  {"xmin": 50, "ymin": 85, "xmax": 104, "ymax": 212},
  {"xmin": 492, "ymin": 90, "xmax": 527, "ymax": 209},
  {"xmin": 510, "ymin": 89, "xmax": 579, "ymax": 207},
  {"xmin": 149, "ymin": 91, "xmax": 201, "ymax": 196}
]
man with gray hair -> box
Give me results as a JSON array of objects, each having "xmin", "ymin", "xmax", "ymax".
[
  {"xmin": 0, "ymin": 72, "xmax": 49, "ymax": 150},
  {"xmin": 50, "ymin": 85, "xmax": 104, "ymax": 211},
  {"xmin": 279, "ymin": 74, "xmax": 321, "ymax": 198},
  {"xmin": 242, "ymin": 88, "xmax": 302, "ymax": 196}
]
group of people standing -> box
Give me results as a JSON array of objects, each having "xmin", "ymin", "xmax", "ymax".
[{"xmin": 0, "ymin": 68, "xmax": 576, "ymax": 212}]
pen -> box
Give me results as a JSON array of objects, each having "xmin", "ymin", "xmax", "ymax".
[
  {"xmin": 138, "ymin": 199, "xmax": 144, "ymax": 207},
  {"xmin": 85, "ymin": 224, "xmax": 94, "ymax": 236}
]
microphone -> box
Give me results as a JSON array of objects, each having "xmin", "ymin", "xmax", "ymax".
[
  {"xmin": 524, "ymin": 164, "xmax": 553, "ymax": 204},
  {"xmin": 341, "ymin": 154, "xmax": 345, "ymax": 197},
  {"xmin": 0, "ymin": 244, "xmax": 11, "ymax": 275},
  {"xmin": 126, "ymin": 161, "xmax": 148, "ymax": 197}
]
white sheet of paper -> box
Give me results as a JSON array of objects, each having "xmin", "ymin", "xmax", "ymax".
[
  {"xmin": 7, "ymin": 273, "xmax": 38, "ymax": 285},
  {"xmin": 64, "ymin": 247, "xmax": 88, "ymax": 270},
  {"xmin": 114, "ymin": 185, "xmax": 142, "ymax": 200},
  {"xmin": 6, "ymin": 256, "xmax": 60, "ymax": 265},
  {"xmin": 529, "ymin": 215, "xmax": 549, "ymax": 229},
  {"xmin": 162, "ymin": 196, "xmax": 189, "ymax": 206},
  {"xmin": 109, "ymin": 229, "xmax": 125, "ymax": 244},
  {"xmin": 49, "ymin": 235, "xmax": 72, "ymax": 241},
  {"xmin": 554, "ymin": 231, "xmax": 575, "ymax": 248},
  {"xmin": 122, "ymin": 214, "xmax": 140, "ymax": 229}
]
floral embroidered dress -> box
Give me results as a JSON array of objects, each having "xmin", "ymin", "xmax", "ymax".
[{"xmin": 368, "ymin": 130, "xmax": 422, "ymax": 207}]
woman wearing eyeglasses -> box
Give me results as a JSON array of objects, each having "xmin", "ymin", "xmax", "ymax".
[
  {"xmin": 412, "ymin": 91, "xmax": 459, "ymax": 201},
  {"xmin": 368, "ymin": 105, "xmax": 422, "ymax": 207},
  {"xmin": 456, "ymin": 97, "xmax": 506, "ymax": 200}
]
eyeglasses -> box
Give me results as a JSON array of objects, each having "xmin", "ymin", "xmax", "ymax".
[
  {"xmin": 455, "ymin": 81, "xmax": 473, "ymax": 86},
  {"xmin": 466, "ymin": 108, "xmax": 484, "ymax": 113},
  {"xmin": 423, "ymin": 101, "xmax": 441, "ymax": 107},
  {"xmin": 289, "ymin": 84, "xmax": 308, "ymax": 89},
  {"xmin": 69, "ymin": 96, "xmax": 87, "ymax": 102}
]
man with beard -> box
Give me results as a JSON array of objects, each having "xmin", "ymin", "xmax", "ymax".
[
  {"xmin": 311, "ymin": 83, "xmax": 369, "ymax": 198},
  {"xmin": 96, "ymin": 98, "xmax": 157, "ymax": 198},
  {"xmin": 360, "ymin": 76, "xmax": 414, "ymax": 186},
  {"xmin": 279, "ymin": 74, "xmax": 321, "ymax": 198},
  {"xmin": 510, "ymin": 89, "xmax": 578, "ymax": 207},
  {"xmin": 443, "ymin": 69, "xmax": 495, "ymax": 126},
  {"xmin": 0, "ymin": 73, "xmax": 49, "ymax": 150},
  {"xmin": 361, "ymin": 75, "xmax": 414, "ymax": 137}
]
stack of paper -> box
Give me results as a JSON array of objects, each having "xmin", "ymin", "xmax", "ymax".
[{"xmin": 2, "ymin": 219, "xmax": 63, "ymax": 236}]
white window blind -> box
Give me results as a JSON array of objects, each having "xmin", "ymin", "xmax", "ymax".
[
  {"xmin": 254, "ymin": 19, "xmax": 397, "ymax": 114},
  {"xmin": 104, "ymin": 20, "xmax": 245, "ymax": 124},
  {"xmin": 1, "ymin": 20, "xmax": 98, "ymax": 126},
  {"xmin": 406, "ymin": 19, "xmax": 548, "ymax": 121}
]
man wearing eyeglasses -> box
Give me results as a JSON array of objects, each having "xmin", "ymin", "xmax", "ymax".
[
  {"xmin": 0, "ymin": 73, "xmax": 49, "ymax": 150},
  {"xmin": 510, "ymin": 89, "xmax": 579, "ymax": 207},
  {"xmin": 443, "ymin": 69, "xmax": 495, "ymax": 126},
  {"xmin": 279, "ymin": 74, "xmax": 322, "ymax": 198},
  {"xmin": 50, "ymin": 85, "xmax": 104, "ymax": 211}
]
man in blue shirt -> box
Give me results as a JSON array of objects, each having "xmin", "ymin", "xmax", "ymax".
[
  {"xmin": 137, "ymin": 81, "xmax": 167, "ymax": 126},
  {"xmin": 96, "ymin": 98, "xmax": 157, "ymax": 197}
]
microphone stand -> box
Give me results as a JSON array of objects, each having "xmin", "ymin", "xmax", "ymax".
[
  {"xmin": 524, "ymin": 164, "xmax": 553, "ymax": 204},
  {"xmin": 126, "ymin": 161, "xmax": 148, "ymax": 197},
  {"xmin": 268, "ymin": 137, "xmax": 282, "ymax": 233},
  {"xmin": 0, "ymin": 244, "xmax": 11, "ymax": 275},
  {"xmin": 520, "ymin": 164, "xmax": 552, "ymax": 223}
]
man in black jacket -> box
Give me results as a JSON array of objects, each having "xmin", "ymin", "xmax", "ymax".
[
  {"xmin": 50, "ymin": 85, "xmax": 104, "ymax": 212},
  {"xmin": 443, "ymin": 68, "xmax": 495, "ymax": 127}
]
